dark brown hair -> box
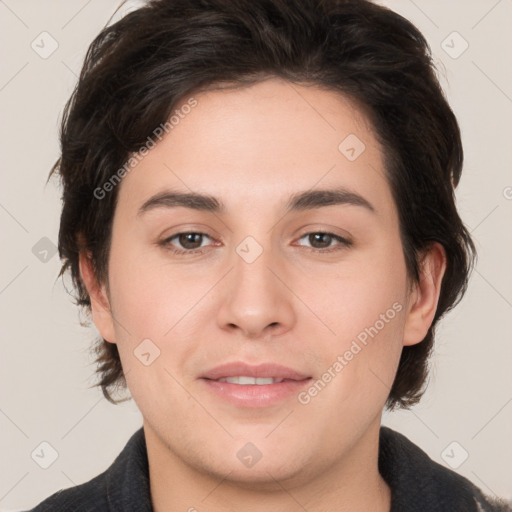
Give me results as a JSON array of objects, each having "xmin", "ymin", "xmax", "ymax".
[{"xmin": 51, "ymin": 0, "xmax": 475, "ymax": 409}]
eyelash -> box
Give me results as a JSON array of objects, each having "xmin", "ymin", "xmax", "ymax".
[{"xmin": 159, "ymin": 231, "xmax": 352, "ymax": 256}]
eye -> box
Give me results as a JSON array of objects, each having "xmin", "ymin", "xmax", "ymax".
[
  {"xmin": 161, "ymin": 232, "xmax": 214, "ymax": 254},
  {"xmin": 295, "ymin": 232, "xmax": 352, "ymax": 252},
  {"xmin": 159, "ymin": 230, "xmax": 351, "ymax": 256}
]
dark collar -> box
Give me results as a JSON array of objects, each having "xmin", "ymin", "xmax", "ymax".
[
  {"xmin": 105, "ymin": 427, "xmax": 152, "ymax": 512},
  {"xmin": 31, "ymin": 426, "xmax": 506, "ymax": 511},
  {"xmin": 378, "ymin": 426, "xmax": 498, "ymax": 511}
]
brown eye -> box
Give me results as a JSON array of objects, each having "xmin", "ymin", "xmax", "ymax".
[
  {"xmin": 309, "ymin": 233, "xmax": 334, "ymax": 249},
  {"xmin": 161, "ymin": 232, "xmax": 214, "ymax": 254},
  {"xmin": 296, "ymin": 232, "xmax": 352, "ymax": 252},
  {"xmin": 176, "ymin": 233, "xmax": 205, "ymax": 249}
]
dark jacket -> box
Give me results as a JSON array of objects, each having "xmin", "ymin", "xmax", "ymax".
[{"xmin": 28, "ymin": 426, "xmax": 510, "ymax": 511}]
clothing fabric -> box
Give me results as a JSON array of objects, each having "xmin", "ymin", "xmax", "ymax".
[{"xmin": 28, "ymin": 426, "xmax": 509, "ymax": 511}]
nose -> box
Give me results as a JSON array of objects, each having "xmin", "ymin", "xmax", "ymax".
[{"xmin": 216, "ymin": 241, "xmax": 296, "ymax": 340}]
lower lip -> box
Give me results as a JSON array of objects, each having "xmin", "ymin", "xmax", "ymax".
[{"xmin": 200, "ymin": 378, "xmax": 312, "ymax": 408}]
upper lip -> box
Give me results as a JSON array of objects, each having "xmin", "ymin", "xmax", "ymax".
[{"xmin": 200, "ymin": 362, "xmax": 311, "ymax": 381}]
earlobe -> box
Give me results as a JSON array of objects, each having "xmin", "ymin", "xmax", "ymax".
[
  {"xmin": 402, "ymin": 243, "xmax": 447, "ymax": 347},
  {"xmin": 78, "ymin": 251, "xmax": 117, "ymax": 344}
]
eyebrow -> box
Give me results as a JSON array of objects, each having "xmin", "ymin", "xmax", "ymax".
[
  {"xmin": 137, "ymin": 187, "xmax": 376, "ymax": 217},
  {"xmin": 285, "ymin": 187, "xmax": 375, "ymax": 213}
]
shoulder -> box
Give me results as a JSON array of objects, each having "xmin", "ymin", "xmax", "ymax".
[
  {"xmin": 27, "ymin": 428, "xmax": 152, "ymax": 512},
  {"xmin": 28, "ymin": 472, "xmax": 108, "ymax": 512},
  {"xmin": 379, "ymin": 426, "xmax": 510, "ymax": 512}
]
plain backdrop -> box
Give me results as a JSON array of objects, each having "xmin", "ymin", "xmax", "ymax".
[{"xmin": 0, "ymin": 0, "xmax": 511, "ymax": 509}]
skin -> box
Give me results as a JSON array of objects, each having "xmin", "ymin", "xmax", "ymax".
[{"xmin": 80, "ymin": 77, "xmax": 446, "ymax": 512}]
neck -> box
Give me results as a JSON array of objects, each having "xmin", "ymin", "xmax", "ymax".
[{"xmin": 145, "ymin": 419, "xmax": 391, "ymax": 512}]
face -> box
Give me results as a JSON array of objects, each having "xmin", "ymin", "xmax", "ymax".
[{"xmin": 86, "ymin": 78, "xmax": 432, "ymax": 487}]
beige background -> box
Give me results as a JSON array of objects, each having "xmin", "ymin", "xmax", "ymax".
[{"xmin": 0, "ymin": 0, "xmax": 511, "ymax": 509}]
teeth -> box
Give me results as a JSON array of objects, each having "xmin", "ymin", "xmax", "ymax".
[{"xmin": 217, "ymin": 376, "xmax": 285, "ymax": 385}]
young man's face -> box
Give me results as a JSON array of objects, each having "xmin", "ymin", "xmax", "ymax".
[{"xmin": 84, "ymin": 78, "xmax": 440, "ymax": 488}]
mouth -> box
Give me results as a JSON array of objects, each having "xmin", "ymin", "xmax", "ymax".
[
  {"xmin": 199, "ymin": 362, "xmax": 312, "ymax": 408},
  {"xmin": 214, "ymin": 376, "xmax": 292, "ymax": 384},
  {"xmin": 200, "ymin": 361, "xmax": 311, "ymax": 381}
]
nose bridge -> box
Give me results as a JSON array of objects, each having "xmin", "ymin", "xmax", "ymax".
[
  {"xmin": 216, "ymin": 234, "xmax": 295, "ymax": 337},
  {"xmin": 234, "ymin": 237, "xmax": 274, "ymax": 297},
  {"xmin": 232, "ymin": 234, "xmax": 280, "ymax": 310}
]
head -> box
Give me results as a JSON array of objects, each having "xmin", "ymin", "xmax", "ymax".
[{"xmin": 52, "ymin": 0, "xmax": 474, "ymax": 484}]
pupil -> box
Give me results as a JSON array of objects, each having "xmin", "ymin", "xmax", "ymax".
[
  {"xmin": 180, "ymin": 233, "xmax": 201, "ymax": 249},
  {"xmin": 311, "ymin": 233, "xmax": 331, "ymax": 248},
  {"xmin": 177, "ymin": 233, "xmax": 333, "ymax": 250}
]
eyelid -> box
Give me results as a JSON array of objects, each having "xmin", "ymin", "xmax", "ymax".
[
  {"xmin": 159, "ymin": 228, "xmax": 353, "ymax": 256},
  {"xmin": 294, "ymin": 231, "xmax": 353, "ymax": 252},
  {"xmin": 158, "ymin": 223, "xmax": 219, "ymax": 243},
  {"xmin": 160, "ymin": 231, "xmax": 216, "ymax": 253},
  {"xmin": 293, "ymin": 223, "xmax": 353, "ymax": 242}
]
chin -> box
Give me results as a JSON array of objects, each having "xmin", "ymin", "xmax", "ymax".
[{"xmin": 215, "ymin": 461, "xmax": 309, "ymax": 490}]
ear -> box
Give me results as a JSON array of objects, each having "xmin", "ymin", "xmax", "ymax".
[
  {"xmin": 79, "ymin": 250, "xmax": 117, "ymax": 344},
  {"xmin": 402, "ymin": 242, "xmax": 447, "ymax": 347}
]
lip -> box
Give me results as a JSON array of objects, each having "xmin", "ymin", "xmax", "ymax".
[
  {"xmin": 199, "ymin": 362, "xmax": 312, "ymax": 408},
  {"xmin": 200, "ymin": 362, "xmax": 310, "ymax": 381}
]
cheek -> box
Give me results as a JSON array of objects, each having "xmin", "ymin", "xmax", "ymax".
[
  {"xmin": 106, "ymin": 251, "xmax": 210, "ymax": 413},
  {"xmin": 105, "ymin": 238, "xmax": 220, "ymax": 390},
  {"xmin": 108, "ymin": 238, "xmax": 207, "ymax": 331},
  {"xmin": 307, "ymin": 241, "xmax": 408, "ymax": 395},
  {"xmin": 317, "ymin": 245, "xmax": 407, "ymax": 337}
]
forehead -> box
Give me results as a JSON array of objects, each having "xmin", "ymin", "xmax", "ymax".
[{"xmin": 115, "ymin": 78, "xmax": 395, "ymax": 220}]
